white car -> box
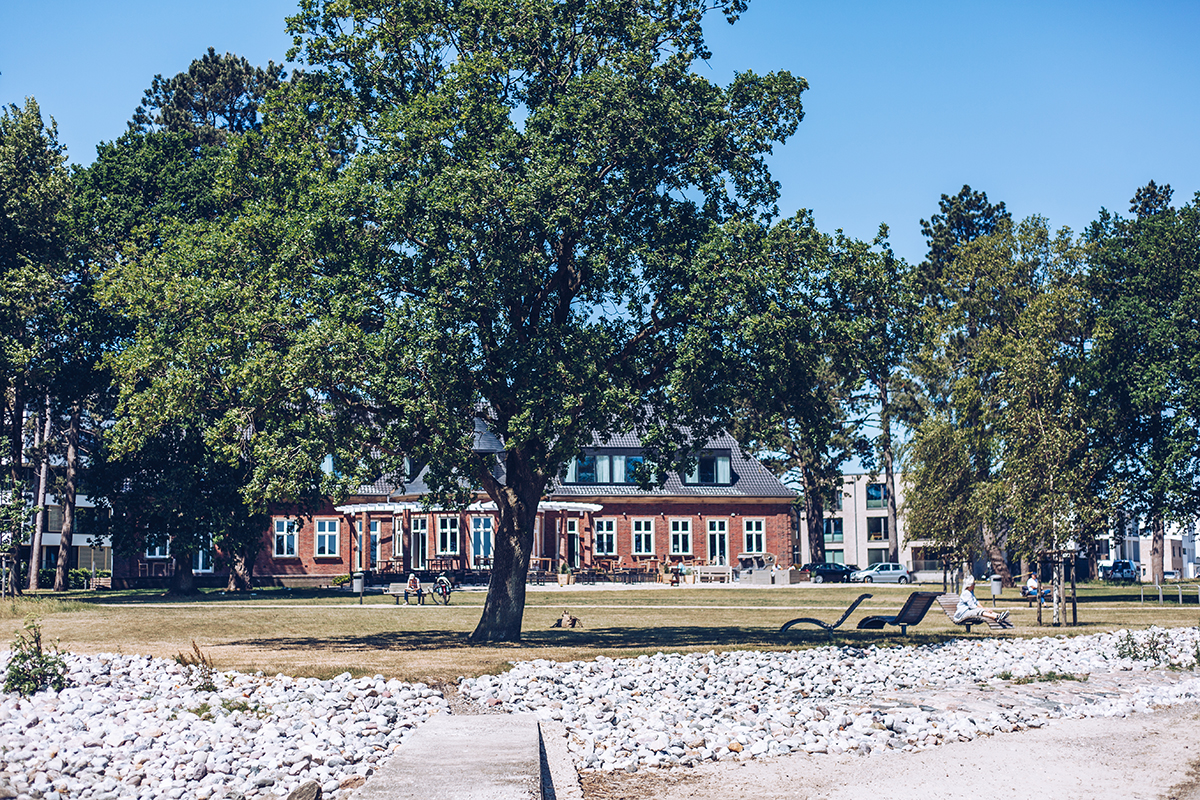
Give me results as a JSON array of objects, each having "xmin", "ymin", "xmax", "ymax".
[{"xmin": 851, "ymin": 563, "xmax": 914, "ymax": 584}]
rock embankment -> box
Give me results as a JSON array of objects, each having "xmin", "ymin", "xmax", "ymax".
[
  {"xmin": 459, "ymin": 626, "xmax": 1200, "ymax": 772},
  {"xmin": 0, "ymin": 653, "xmax": 447, "ymax": 800}
]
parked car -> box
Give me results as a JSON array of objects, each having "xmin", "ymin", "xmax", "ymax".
[
  {"xmin": 851, "ymin": 562, "xmax": 914, "ymax": 584},
  {"xmin": 1108, "ymin": 560, "xmax": 1139, "ymax": 582},
  {"xmin": 1163, "ymin": 570, "xmax": 1180, "ymax": 581},
  {"xmin": 808, "ymin": 563, "xmax": 856, "ymax": 584}
]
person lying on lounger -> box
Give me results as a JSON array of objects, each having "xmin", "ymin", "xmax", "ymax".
[{"xmin": 954, "ymin": 576, "xmax": 1009, "ymax": 624}]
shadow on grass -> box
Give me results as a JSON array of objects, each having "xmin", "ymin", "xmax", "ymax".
[{"xmin": 225, "ymin": 624, "xmax": 984, "ymax": 654}]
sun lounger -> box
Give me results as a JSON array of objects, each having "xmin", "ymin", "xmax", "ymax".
[
  {"xmin": 935, "ymin": 593, "xmax": 1014, "ymax": 632},
  {"xmin": 855, "ymin": 590, "xmax": 940, "ymax": 635},
  {"xmin": 780, "ymin": 593, "xmax": 873, "ymax": 634}
]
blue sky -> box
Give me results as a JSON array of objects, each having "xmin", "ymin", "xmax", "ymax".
[{"xmin": 3, "ymin": 0, "xmax": 1198, "ymax": 265}]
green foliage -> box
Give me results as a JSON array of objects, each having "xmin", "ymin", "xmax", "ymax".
[
  {"xmin": 331, "ymin": 574, "xmax": 352, "ymax": 587},
  {"xmin": 107, "ymin": 0, "xmax": 808, "ymax": 642},
  {"xmin": 130, "ymin": 47, "xmax": 286, "ymax": 147},
  {"xmin": 3, "ymin": 617, "xmax": 68, "ymax": 695}
]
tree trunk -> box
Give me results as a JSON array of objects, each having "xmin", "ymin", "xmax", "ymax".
[
  {"xmin": 169, "ymin": 550, "xmax": 197, "ymax": 594},
  {"xmin": 469, "ymin": 450, "xmax": 541, "ymax": 643},
  {"xmin": 879, "ymin": 381, "xmax": 900, "ymax": 563},
  {"xmin": 53, "ymin": 404, "xmax": 80, "ymax": 592},
  {"xmin": 802, "ymin": 463, "xmax": 825, "ymax": 565},
  {"xmin": 1150, "ymin": 513, "xmax": 1164, "ymax": 585},
  {"xmin": 982, "ymin": 523, "xmax": 1013, "ymax": 586},
  {"xmin": 8, "ymin": 379, "xmax": 22, "ymax": 487},
  {"xmin": 28, "ymin": 398, "xmax": 51, "ymax": 591},
  {"xmin": 227, "ymin": 547, "xmax": 256, "ymax": 591}
]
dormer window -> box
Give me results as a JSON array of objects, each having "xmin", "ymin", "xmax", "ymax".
[
  {"xmin": 563, "ymin": 451, "xmax": 645, "ymax": 484},
  {"xmin": 685, "ymin": 451, "xmax": 732, "ymax": 485}
]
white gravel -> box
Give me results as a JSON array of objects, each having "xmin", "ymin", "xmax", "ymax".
[
  {"xmin": 458, "ymin": 626, "xmax": 1200, "ymax": 772},
  {"xmin": 2, "ymin": 626, "xmax": 1199, "ymax": 799},
  {"xmin": 0, "ymin": 654, "xmax": 447, "ymax": 800}
]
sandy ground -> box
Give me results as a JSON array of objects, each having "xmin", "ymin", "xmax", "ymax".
[{"xmin": 579, "ymin": 703, "xmax": 1200, "ymax": 800}]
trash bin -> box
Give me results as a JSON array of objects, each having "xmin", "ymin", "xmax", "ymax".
[
  {"xmin": 990, "ymin": 575, "xmax": 1002, "ymax": 598},
  {"xmin": 352, "ymin": 572, "xmax": 364, "ymax": 594}
]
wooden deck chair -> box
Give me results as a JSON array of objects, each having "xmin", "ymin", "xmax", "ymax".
[
  {"xmin": 935, "ymin": 593, "xmax": 1014, "ymax": 632},
  {"xmin": 780, "ymin": 593, "xmax": 873, "ymax": 634},
  {"xmin": 855, "ymin": 591, "xmax": 941, "ymax": 635}
]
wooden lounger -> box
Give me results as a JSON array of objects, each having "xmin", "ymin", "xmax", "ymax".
[
  {"xmin": 780, "ymin": 593, "xmax": 873, "ymax": 634},
  {"xmin": 855, "ymin": 591, "xmax": 941, "ymax": 635},
  {"xmin": 935, "ymin": 593, "xmax": 1014, "ymax": 632}
]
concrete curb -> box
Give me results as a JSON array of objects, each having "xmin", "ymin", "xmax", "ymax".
[{"xmin": 539, "ymin": 720, "xmax": 582, "ymax": 800}]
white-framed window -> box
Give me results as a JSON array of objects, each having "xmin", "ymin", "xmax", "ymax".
[
  {"xmin": 274, "ymin": 518, "xmax": 297, "ymax": 557},
  {"xmin": 744, "ymin": 518, "xmax": 765, "ymax": 553},
  {"xmin": 632, "ymin": 519, "xmax": 655, "ymax": 555},
  {"xmin": 685, "ymin": 452, "xmax": 732, "ymax": 485},
  {"xmin": 564, "ymin": 452, "xmax": 646, "ymax": 484},
  {"xmin": 438, "ymin": 516, "xmax": 460, "ymax": 555},
  {"xmin": 670, "ymin": 519, "xmax": 692, "ymax": 555},
  {"xmin": 410, "ymin": 516, "xmax": 428, "ymax": 569},
  {"xmin": 471, "ymin": 516, "xmax": 494, "ymax": 567},
  {"xmin": 356, "ymin": 519, "xmax": 380, "ymax": 566},
  {"xmin": 192, "ymin": 534, "xmax": 214, "ymax": 573},
  {"xmin": 315, "ymin": 518, "xmax": 340, "ymax": 557},
  {"xmin": 145, "ymin": 537, "xmax": 170, "ymax": 559},
  {"xmin": 594, "ymin": 519, "xmax": 616, "ymax": 556}
]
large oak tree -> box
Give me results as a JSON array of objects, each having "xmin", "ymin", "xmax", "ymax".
[{"xmin": 106, "ymin": 0, "xmax": 807, "ymax": 640}]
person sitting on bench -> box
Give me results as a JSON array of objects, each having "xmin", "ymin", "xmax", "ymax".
[
  {"xmin": 954, "ymin": 576, "xmax": 1009, "ymax": 624},
  {"xmin": 404, "ymin": 573, "xmax": 424, "ymax": 605}
]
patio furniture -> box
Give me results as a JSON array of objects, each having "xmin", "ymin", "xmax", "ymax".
[
  {"xmin": 855, "ymin": 590, "xmax": 940, "ymax": 635},
  {"xmin": 780, "ymin": 593, "xmax": 873, "ymax": 634}
]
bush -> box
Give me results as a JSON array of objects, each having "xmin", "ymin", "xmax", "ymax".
[
  {"xmin": 3, "ymin": 617, "xmax": 68, "ymax": 696},
  {"xmin": 38, "ymin": 569, "xmax": 55, "ymax": 588},
  {"xmin": 331, "ymin": 574, "xmax": 352, "ymax": 586}
]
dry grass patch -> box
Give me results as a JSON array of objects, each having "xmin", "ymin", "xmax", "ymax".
[{"xmin": 5, "ymin": 583, "xmax": 1197, "ymax": 684}]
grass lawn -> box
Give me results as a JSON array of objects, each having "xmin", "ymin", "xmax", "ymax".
[{"xmin": 2, "ymin": 582, "xmax": 1198, "ymax": 686}]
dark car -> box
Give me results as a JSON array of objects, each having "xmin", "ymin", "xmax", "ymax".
[{"xmin": 808, "ymin": 563, "xmax": 856, "ymax": 584}]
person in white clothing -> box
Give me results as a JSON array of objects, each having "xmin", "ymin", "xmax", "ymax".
[{"xmin": 954, "ymin": 576, "xmax": 1009, "ymax": 624}]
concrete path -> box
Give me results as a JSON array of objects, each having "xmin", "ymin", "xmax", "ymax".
[{"xmin": 350, "ymin": 713, "xmax": 581, "ymax": 800}]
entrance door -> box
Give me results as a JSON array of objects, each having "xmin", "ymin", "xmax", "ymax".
[
  {"xmin": 707, "ymin": 519, "xmax": 728, "ymax": 565},
  {"xmin": 410, "ymin": 517, "xmax": 428, "ymax": 570},
  {"xmin": 566, "ymin": 519, "xmax": 580, "ymax": 569}
]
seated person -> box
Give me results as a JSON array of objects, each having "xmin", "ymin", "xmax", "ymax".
[
  {"xmin": 404, "ymin": 574, "xmax": 424, "ymax": 605},
  {"xmin": 1021, "ymin": 574, "xmax": 1050, "ymax": 600},
  {"xmin": 954, "ymin": 576, "xmax": 1009, "ymax": 623}
]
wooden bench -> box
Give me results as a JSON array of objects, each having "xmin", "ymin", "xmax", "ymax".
[
  {"xmin": 90, "ymin": 576, "xmax": 111, "ymax": 590},
  {"xmin": 856, "ymin": 591, "xmax": 940, "ymax": 635},
  {"xmin": 695, "ymin": 565, "xmax": 733, "ymax": 584},
  {"xmin": 935, "ymin": 593, "xmax": 1013, "ymax": 632},
  {"xmin": 386, "ymin": 582, "xmax": 424, "ymax": 604}
]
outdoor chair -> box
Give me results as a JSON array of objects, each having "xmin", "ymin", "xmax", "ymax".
[
  {"xmin": 855, "ymin": 590, "xmax": 940, "ymax": 635},
  {"xmin": 935, "ymin": 593, "xmax": 1014, "ymax": 632},
  {"xmin": 780, "ymin": 593, "xmax": 873, "ymax": 634}
]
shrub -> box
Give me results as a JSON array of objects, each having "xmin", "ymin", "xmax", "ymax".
[
  {"xmin": 331, "ymin": 574, "xmax": 352, "ymax": 586},
  {"xmin": 174, "ymin": 640, "xmax": 217, "ymax": 692},
  {"xmin": 3, "ymin": 617, "xmax": 68, "ymax": 696}
]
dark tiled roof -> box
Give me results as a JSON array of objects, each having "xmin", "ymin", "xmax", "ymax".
[
  {"xmin": 353, "ymin": 427, "xmax": 795, "ymax": 501},
  {"xmin": 549, "ymin": 429, "xmax": 795, "ymax": 500}
]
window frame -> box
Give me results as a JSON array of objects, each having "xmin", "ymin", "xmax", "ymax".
[
  {"xmin": 669, "ymin": 518, "xmax": 692, "ymax": 556},
  {"xmin": 866, "ymin": 483, "xmax": 888, "ymax": 509},
  {"xmin": 145, "ymin": 537, "xmax": 170, "ymax": 559},
  {"xmin": 437, "ymin": 515, "xmax": 460, "ymax": 555},
  {"xmin": 273, "ymin": 518, "xmax": 297, "ymax": 558},
  {"xmin": 594, "ymin": 518, "xmax": 617, "ymax": 556},
  {"xmin": 823, "ymin": 517, "xmax": 844, "ymax": 543},
  {"xmin": 866, "ymin": 516, "xmax": 889, "ymax": 542},
  {"xmin": 631, "ymin": 518, "xmax": 655, "ymax": 556},
  {"xmin": 315, "ymin": 518, "xmax": 341, "ymax": 557},
  {"xmin": 743, "ymin": 518, "xmax": 765, "ymax": 553},
  {"xmin": 684, "ymin": 451, "xmax": 733, "ymax": 486}
]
